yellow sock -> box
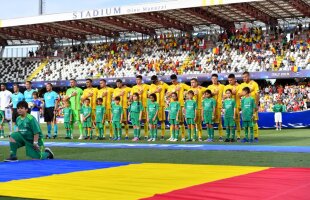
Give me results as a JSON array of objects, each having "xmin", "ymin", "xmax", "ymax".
[
  {"xmin": 197, "ymin": 124, "xmax": 202, "ymax": 138},
  {"xmin": 161, "ymin": 123, "xmax": 165, "ymax": 137},
  {"xmin": 218, "ymin": 119, "xmax": 223, "ymax": 137},
  {"xmin": 125, "ymin": 124, "xmax": 129, "ymax": 137},
  {"xmin": 181, "ymin": 124, "xmax": 185, "ymax": 138},
  {"xmin": 254, "ymin": 122, "xmax": 259, "ymax": 138},
  {"xmin": 104, "ymin": 124, "xmax": 107, "ymax": 137},
  {"xmin": 109, "ymin": 123, "xmax": 113, "ymax": 138},
  {"xmin": 236, "ymin": 120, "xmax": 241, "ymax": 138},
  {"xmin": 170, "ymin": 126, "xmax": 173, "ymax": 137},
  {"xmin": 144, "ymin": 121, "xmax": 149, "ymax": 137}
]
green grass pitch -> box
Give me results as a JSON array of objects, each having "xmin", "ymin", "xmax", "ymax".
[{"xmin": 0, "ymin": 125, "xmax": 309, "ymax": 168}]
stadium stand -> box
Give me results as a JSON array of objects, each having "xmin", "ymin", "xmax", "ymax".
[
  {"xmin": 0, "ymin": 58, "xmax": 41, "ymax": 82},
  {"xmin": 32, "ymin": 27, "xmax": 310, "ymax": 81},
  {"xmin": 259, "ymin": 83, "xmax": 309, "ymax": 112}
]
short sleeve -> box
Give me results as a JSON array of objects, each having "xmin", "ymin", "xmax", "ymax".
[
  {"xmin": 140, "ymin": 103, "xmax": 143, "ymax": 111},
  {"xmin": 66, "ymin": 89, "xmax": 71, "ymax": 96}
]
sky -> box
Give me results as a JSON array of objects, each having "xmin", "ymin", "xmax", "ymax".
[{"xmin": 0, "ymin": 0, "xmax": 162, "ymax": 19}]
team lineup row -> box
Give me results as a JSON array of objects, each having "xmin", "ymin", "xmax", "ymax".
[{"xmin": 1, "ymin": 71, "xmax": 260, "ymax": 143}]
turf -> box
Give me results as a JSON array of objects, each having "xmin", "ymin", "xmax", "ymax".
[
  {"xmin": 1, "ymin": 125, "xmax": 310, "ymax": 146},
  {"xmin": 0, "ymin": 126, "xmax": 309, "ymax": 168},
  {"xmin": 1, "ymin": 146, "xmax": 309, "ymax": 167}
]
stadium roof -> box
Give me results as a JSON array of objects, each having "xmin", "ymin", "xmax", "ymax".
[{"xmin": 0, "ymin": 0, "xmax": 309, "ymax": 45}]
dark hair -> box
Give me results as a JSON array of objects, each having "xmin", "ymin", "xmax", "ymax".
[
  {"xmin": 132, "ymin": 93, "xmax": 140, "ymax": 107},
  {"xmin": 69, "ymin": 79, "xmax": 76, "ymax": 82},
  {"xmin": 242, "ymin": 87, "xmax": 250, "ymax": 94},
  {"xmin": 136, "ymin": 75, "xmax": 142, "ymax": 79},
  {"xmin": 149, "ymin": 93, "xmax": 157, "ymax": 101},
  {"xmin": 100, "ymin": 79, "xmax": 106, "ymax": 83},
  {"xmin": 204, "ymin": 89, "xmax": 212, "ymax": 96},
  {"xmin": 86, "ymin": 78, "xmax": 93, "ymax": 83},
  {"xmin": 190, "ymin": 78, "xmax": 198, "ymax": 82},
  {"xmin": 151, "ymin": 75, "xmax": 158, "ymax": 81},
  {"xmin": 133, "ymin": 92, "xmax": 139, "ymax": 99},
  {"xmin": 226, "ymin": 89, "xmax": 232, "ymax": 93},
  {"xmin": 187, "ymin": 90, "xmax": 194, "ymax": 96},
  {"xmin": 243, "ymin": 71, "xmax": 250, "ymax": 76},
  {"xmin": 32, "ymin": 91, "xmax": 38, "ymax": 96},
  {"xmin": 116, "ymin": 79, "xmax": 122, "ymax": 83},
  {"xmin": 211, "ymin": 74, "xmax": 218, "ymax": 78},
  {"xmin": 171, "ymin": 92, "xmax": 178, "ymax": 100},
  {"xmin": 97, "ymin": 98, "xmax": 103, "ymax": 102},
  {"xmin": 13, "ymin": 84, "xmax": 19, "ymax": 87},
  {"xmin": 0, "ymin": 83, "xmax": 7, "ymax": 88},
  {"xmin": 84, "ymin": 98, "xmax": 90, "ymax": 102},
  {"xmin": 228, "ymin": 74, "xmax": 235, "ymax": 79},
  {"xmin": 170, "ymin": 74, "xmax": 177, "ymax": 80},
  {"xmin": 17, "ymin": 101, "xmax": 28, "ymax": 109},
  {"xmin": 115, "ymin": 96, "xmax": 121, "ymax": 101},
  {"xmin": 25, "ymin": 81, "xmax": 32, "ymax": 84},
  {"xmin": 46, "ymin": 83, "xmax": 53, "ymax": 87}
]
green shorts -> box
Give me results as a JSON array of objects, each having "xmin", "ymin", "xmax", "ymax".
[
  {"xmin": 169, "ymin": 119, "xmax": 179, "ymax": 125},
  {"xmin": 96, "ymin": 122, "xmax": 104, "ymax": 129},
  {"xmin": 10, "ymin": 132, "xmax": 48, "ymax": 159},
  {"xmin": 113, "ymin": 121, "xmax": 121, "ymax": 129},
  {"xmin": 64, "ymin": 122, "xmax": 71, "ymax": 129},
  {"xmin": 148, "ymin": 117, "xmax": 158, "ymax": 125},
  {"xmin": 242, "ymin": 120, "xmax": 253, "ymax": 128},
  {"xmin": 130, "ymin": 114, "xmax": 140, "ymax": 126},
  {"xmin": 203, "ymin": 112, "xmax": 213, "ymax": 124},
  {"xmin": 72, "ymin": 110, "xmax": 81, "ymax": 122},
  {"xmin": 83, "ymin": 121, "xmax": 92, "ymax": 128},
  {"xmin": 224, "ymin": 117, "xmax": 236, "ymax": 127},
  {"xmin": 186, "ymin": 118, "xmax": 195, "ymax": 125}
]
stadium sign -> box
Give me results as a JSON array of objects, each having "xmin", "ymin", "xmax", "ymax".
[
  {"xmin": 0, "ymin": 0, "xmax": 261, "ymax": 27},
  {"xmin": 73, "ymin": 7, "xmax": 121, "ymax": 19}
]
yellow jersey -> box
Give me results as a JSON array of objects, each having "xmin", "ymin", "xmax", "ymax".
[
  {"xmin": 82, "ymin": 87, "xmax": 98, "ymax": 109},
  {"xmin": 113, "ymin": 86, "xmax": 131, "ymax": 108},
  {"xmin": 223, "ymin": 84, "xmax": 240, "ymax": 108},
  {"xmin": 238, "ymin": 80, "xmax": 259, "ymax": 104},
  {"xmin": 97, "ymin": 87, "xmax": 114, "ymax": 110},
  {"xmin": 149, "ymin": 81, "xmax": 169, "ymax": 107},
  {"xmin": 207, "ymin": 84, "xmax": 225, "ymax": 108},
  {"xmin": 131, "ymin": 84, "xmax": 150, "ymax": 107},
  {"xmin": 190, "ymin": 86, "xmax": 207, "ymax": 109},
  {"xmin": 167, "ymin": 83, "xmax": 190, "ymax": 106}
]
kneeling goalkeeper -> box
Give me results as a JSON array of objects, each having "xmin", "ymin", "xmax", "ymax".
[{"xmin": 4, "ymin": 101, "xmax": 54, "ymax": 162}]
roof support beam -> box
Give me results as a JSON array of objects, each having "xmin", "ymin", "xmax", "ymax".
[
  {"xmin": 40, "ymin": 24, "xmax": 86, "ymax": 40},
  {"xmin": 58, "ymin": 21, "xmax": 118, "ymax": 37},
  {"xmin": 21, "ymin": 25, "xmax": 59, "ymax": 39},
  {"xmin": 96, "ymin": 17, "xmax": 156, "ymax": 35},
  {"xmin": 138, "ymin": 12, "xmax": 193, "ymax": 31},
  {"xmin": 0, "ymin": 28, "xmax": 48, "ymax": 42},
  {"xmin": 288, "ymin": 0, "xmax": 310, "ymax": 17},
  {"xmin": 185, "ymin": 7, "xmax": 234, "ymax": 29},
  {"xmin": 232, "ymin": 3, "xmax": 278, "ymax": 25},
  {"xmin": 0, "ymin": 38, "xmax": 7, "ymax": 46}
]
